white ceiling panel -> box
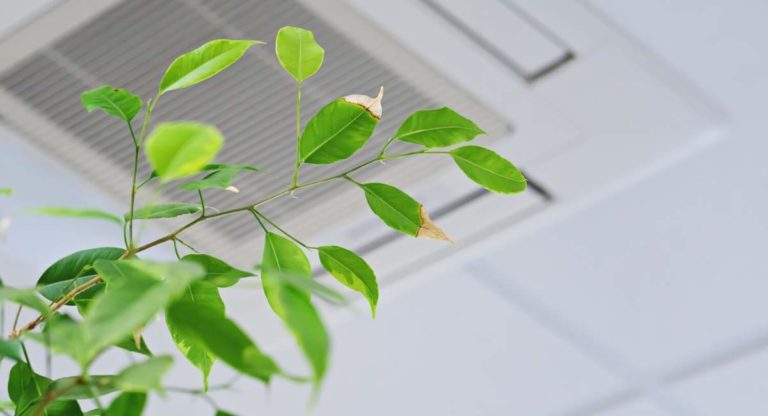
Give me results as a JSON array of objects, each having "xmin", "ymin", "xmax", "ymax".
[
  {"xmin": 592, "ymin": 400, "xmax": 674, "ymax": 416},
  {"xmin": 211, "ymin": 269, "xmax": 626, "ymax": 416},
  {"xmin": 468, "ymin": 153, "xmax": 768, "ymax": 378},
  {"xmin": 668, "ymin": 348, "xmax": 768, "ymax": 416}
]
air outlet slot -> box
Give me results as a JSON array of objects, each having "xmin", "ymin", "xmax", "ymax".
[{"xmin": 0, "ymin": 0, "xmax": 512, "ymax": 267}]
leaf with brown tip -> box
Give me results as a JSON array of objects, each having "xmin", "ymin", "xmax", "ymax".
[{"xmin": 416, "ymin": 206, "xmax": 453, "ymax": 243}]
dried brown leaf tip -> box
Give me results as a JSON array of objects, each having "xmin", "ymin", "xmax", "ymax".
[
  {"xmin": 416, "ymin": 206, "xmax": 454, "ymax": 243},
  {"xmin": 343, "ymin": 86, "xmax": 384, "ymax": 119}
]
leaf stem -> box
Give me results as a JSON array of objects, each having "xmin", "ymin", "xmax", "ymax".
[
  {"xmin": 175, "ymin": 237, "xmax": 199, "ymax": 253},
  {"xmin": 83, "ymin": 372, "xmax": 105, "ymax": 411},
  {"xmin": 290, "ymin": 82, "xmax": 302, "ymax": 188},
  {"xmin": 20, "ymin": 341, "xmax": 45, "ymax": 402},
  {"xmin": 249, "ymin": 209, "xmax": 268, "ymax": 233},
  {"xmin": 172, "ymin": 239, "xmax": 182, "ymax": 260},
  {"xmin": 251, "ymin": 209, "xmax": 315, "ymax": 249},
  {"xmin": 127, "ymin": 121, "xmax": 140, "ymax": 249},
  {"xmin": 341, "ymin": 174, "xmax": 363, "ymax": 187},
  {"xmin": 378, "ymin": 136, "xmax": 396, "ymax": 158},
  {"xmin": 197, "ymin": 190, "xmax": 206, "ymax": 217},
  {"xmin": 11, "ymin": 305, "xmax": 22, "ymax": 333},
  {"xmin": 126, "ymin": 96, "xmax": 160, "ymax": 249},
  {"xmin": 135, "ymin": 175, "xmax": 153, "ymax": 190}
]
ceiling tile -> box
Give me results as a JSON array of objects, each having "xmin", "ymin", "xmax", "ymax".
[
  {"xmin": 468, "ymin": 162, "xmax": 768, "ymax": 377},
  {"xmin": 592, "ymin": 399, "xmax": 675, "ymax": 416},
  {"xmin": 668, "ymin": 348, "xmax": 768, "ymax": 416},
  {"xmin": 208, "ymin": 269, "xmax": 626, "ymax": 416}
]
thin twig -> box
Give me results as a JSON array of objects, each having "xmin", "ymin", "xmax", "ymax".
[
  {"xmin": 197, "ymin": 190, "xmax": 206, "ymax": 217},
  {"xmin": 172, "ymin": 239, "xmax": 182, "ymax": 260},
  {"xmin": 251, "ymin": 209, "xmax": 315, "ymax": 249},
  {"xmin": 127, "ymin": 122, "xmax": 140, "ymax": 249},
  {"xmin": 11, "ymin": 305, "xmax": 22, "ymax": 333},
  {"xmin": 174, "ymin": 237, "xmax": 199, "ymax": 253}
]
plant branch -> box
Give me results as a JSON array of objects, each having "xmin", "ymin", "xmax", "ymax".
[{"xmin": 10, "ymin": 149, "xmax": 443, "ymax": 337}]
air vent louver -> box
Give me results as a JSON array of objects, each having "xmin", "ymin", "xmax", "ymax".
[{"xmin": 0, "ymin": 0, "xmax": 509, "ymax": 267}]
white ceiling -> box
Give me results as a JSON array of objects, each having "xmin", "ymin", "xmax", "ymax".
[{"xmin": 0, "ymin": 0, "xmax": 58, "ymax": 38}]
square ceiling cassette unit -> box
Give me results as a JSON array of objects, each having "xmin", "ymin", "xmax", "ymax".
[{"xmin": 0, "ymin": 0, "xmax": 725, "ymax": 282}]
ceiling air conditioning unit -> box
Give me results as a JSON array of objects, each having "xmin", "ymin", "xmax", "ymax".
[{"xmin": 0, "ymin": 0, "xmax": 725, "ymax": 297}]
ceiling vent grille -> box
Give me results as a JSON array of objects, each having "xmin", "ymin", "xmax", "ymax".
[{"xmin": 0, "ymin": 0, "xmax": 510, "ymax": 266}]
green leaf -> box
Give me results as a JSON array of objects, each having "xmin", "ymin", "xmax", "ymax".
[
  {"xmin": 275, "ymin": 26, "xmax": 325, "ymax": 82},
  {"xmin": 9, "ymin": 362, "xmax": 83, "ymax": 416},
  {"xmin": 37, "ymin": 247, "xmax": 125, "ymax": 295},
  {"xmin": 114, "ymin": 356, "xmax": 173, "ymax": 392},
  {"xmin": 159, "ymin": 39, "xmax": 260, "ymax": 95},
  {"xmin": 71, "ymin": 283, "xmax": 153, "ymax": 356},
  {"xmin": 261, "ymin": 233, "xmax": 329, "ymax": 383},
  {"xmin": 47, "ymin": 375, "xmax": 117, "ymax": 400},
  {"xmin": 166, "ymin": 281, "xmax": 224, "ymax": 390},
  {"xmin": 165, "ymin": 301, "xmax": 279, "ymax": 382},
  {"xmin": 28, "ymin": 207, "xmax": 123, "ymax": 225},
  {"xmin": 40, "ymin": 313, "xmax": 152, "ymax": 360},
  {"xmin": 0, "ymin": 287, "xmax": 50, "ymax": 316},
  {"xmin": 95, "ymin": 259, "xmax": 203, "ymax": 294},
  {"xmin": 143, "ymin": 163, "xmax": 258, "ymax": 188},
  {"xmin": 450, "ymin": 146, "xmax": 526, "ymax": 194},
  {"xmin": 261, "ymin": 232, "xmax": 311, "ymax": 318},
  {"xmin": 28, "ymin": 314, "xmax": 85, "ymax": 361},
  {"xmin": 300, "ymin": 88, "xmax": 383, "ymax": 164},
  {"xmin": 37, "ymin": 248, "xmax": 124, "ymax": 305},
  {"xmin": 128, "ymin": 203, "xmax": 200, "ymax": 220},
  {"xmin": 267, "ymin": 271, "xmax": 347, "ymax": 306},
  {"xmin": 179, "ymin": 167, "xmax": 250, "ymax": 192},
  {"xmin": 181, "ymin": 254, "xmax": 254, "ymax": 287},
  {"xmin": 47, "ymin": 260, "xmax": 204, "ymax": 365},
  {"xmin": 204, "ymin": 163, "xmax": 259, "ymax": 172},
  {"xmin": 0, "ymin": 338, "xmax": 22, "ymax": 361},
  {"xmin": 81, "ymin": 86, "xmax": 142, "ymax": 122},
  {"xmin": 276, "ymin": 283, "xmax": 330, "ymax": 383},
  {"xmin": 361, "ymin": 182, "xmax": 418, "ymax": 235},
  {"xmin": 395, "ymin": 107, "xmax": 485, "ymax": 147},
  {"xmin": 105, "ymin": 392, "xmax": 146, "ymax": 416},
  {"xmin": 115, "ymin": 336, "xmax": 152, "ymax": 357},
  {"xmin": 318, "ymin": 246, "xmax": 378, "ymax": 316},
  {"xmin": 360, "ymin": 183, "xmax": 451, "ymax": 241},
  {"xmin": 215, "ymin": 411, "xmax": 237, "ymax": 416},
  {"xmin": 0, "ymin": 188, "xmax": 12, "ymax": 196},
  {"xmin": 145, "ymin": 122, "xmax": 224, "ymax": 182}
]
